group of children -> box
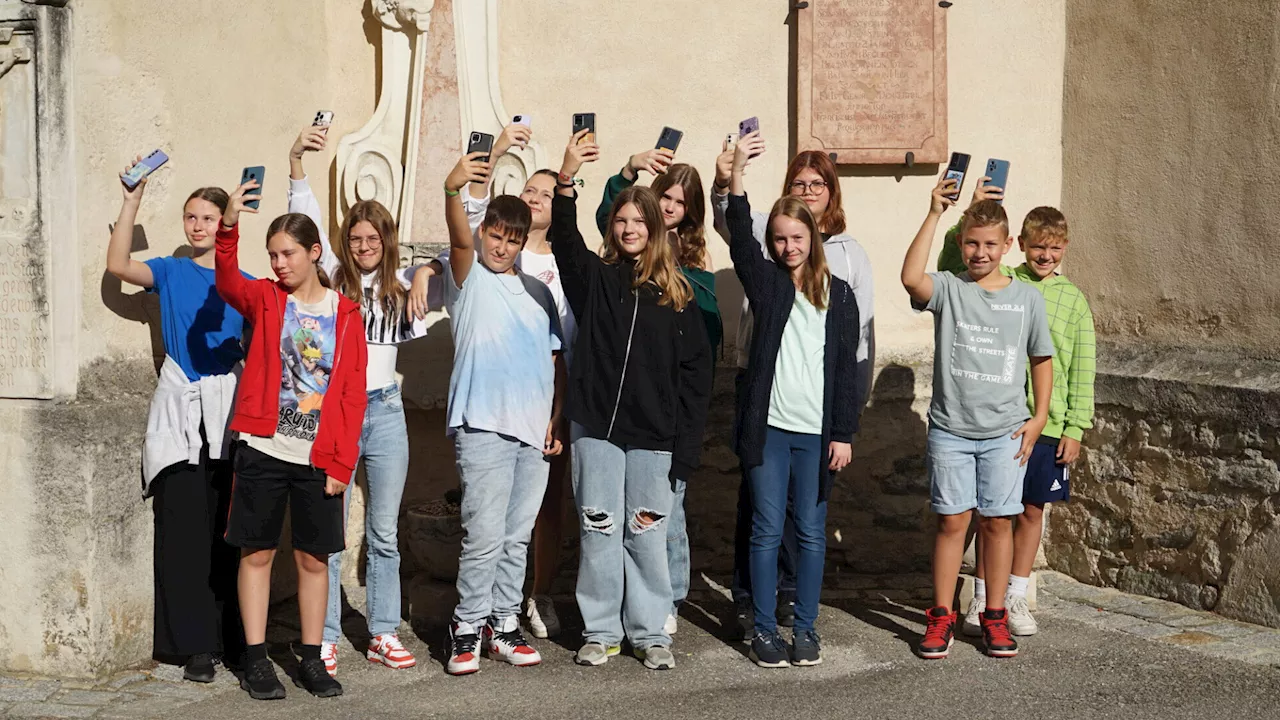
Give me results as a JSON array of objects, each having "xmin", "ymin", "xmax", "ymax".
[{"xmin": 107, "ymin": 114, "xmax": 1093, "ymax": 701}]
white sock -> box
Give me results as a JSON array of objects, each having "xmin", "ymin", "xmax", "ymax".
[
  {"xmin": 1008, "ymin": 575, "xmax": 1030, "ymax": 599},
  {"xmin": 974, "ymin": 578, "xmax": 987, "ymax": 601}
]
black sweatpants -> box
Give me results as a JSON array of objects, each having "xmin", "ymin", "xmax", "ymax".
[{"xmin": 150, "ymin": 442, "xmax": 244, "ymax": 664}]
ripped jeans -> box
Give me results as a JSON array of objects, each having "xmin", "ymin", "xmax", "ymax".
[{"xmin": 571, "ymin": 425, "xmax": 675, "ymax": 650}]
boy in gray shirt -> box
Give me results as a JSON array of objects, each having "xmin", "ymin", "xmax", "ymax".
[{"xmin": 901, "ymin": 176, "xmax": 1054, "ymax": 660}]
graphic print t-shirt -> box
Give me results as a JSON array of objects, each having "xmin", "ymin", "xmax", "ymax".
[
  {"xmin": 246, "ymin": 289, "xmax": 340, "ymax": 465},
  {"xmin": 924, "ymin": 272, "xmax": 1055, "ymax": 439},
  {"xmin": 517, "ymin": 249, "xmax": 577, "ymax": 365}
]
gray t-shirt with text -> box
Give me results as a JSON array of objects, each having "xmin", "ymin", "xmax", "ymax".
[{"xmin": 924, "ymin": 271, "xmax": 1055, "ymax": 439}]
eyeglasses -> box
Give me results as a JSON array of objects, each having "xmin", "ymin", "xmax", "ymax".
[
  {"xmin": 348, "ymin": 236, "xmax": 383, "ymax": 249},
  {"xmin": 789, "ymin": 180, "xmax": 829, "ymax": 195}
]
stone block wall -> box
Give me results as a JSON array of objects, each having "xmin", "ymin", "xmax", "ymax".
[{"xmin": 1046, "ymin": 345, "xmax": 1280, "ymax": 627}]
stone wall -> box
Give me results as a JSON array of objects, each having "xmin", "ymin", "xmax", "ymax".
[{"xmin": 1047, "ymin": 346, "xmax": 1280, "ymax": 627}]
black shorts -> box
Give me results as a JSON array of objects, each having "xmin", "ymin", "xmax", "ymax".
[
  {"xmin": 224, "ymin": 443, "xmax": 345, "ymax": 555},
  {"xmin": 1022, "ymin": 436, "xmax": 1070, "ymax": 505}
]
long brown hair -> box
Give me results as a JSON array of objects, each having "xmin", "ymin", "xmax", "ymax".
[
  {"xmin": 332, "ymin": 200, "xmax": 403, "ymax": 315},
  {"xmin": 602, "ymin": 186, "xmax": 692, "ymax": 309},
  {"xmin": 765, "ymin": 196, "xmax": 829, "ymax": 310},
  {"xmin": 782, "ymin": 150, "xmax": 845, "ymax": 236},
  {"xmin": 267, "ymin": 213, "xmax": 332, "ymax": 289},
  {"xmin": 651, "ymin": 163, "xmax": 708, "ymax": 271}
]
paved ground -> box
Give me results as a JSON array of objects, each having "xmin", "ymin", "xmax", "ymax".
[{"xmin": 4, "ymin": 573, "xmax": 1279, "ymax": 719}]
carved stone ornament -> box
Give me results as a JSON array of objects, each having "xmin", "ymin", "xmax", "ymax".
[
  {"xmin": 374, "ymin": 0, "xmax": 433, "ymax": 33},
  {"xmin": 0, "ymin": 28, "xmax": 33, "ymax": 81}
]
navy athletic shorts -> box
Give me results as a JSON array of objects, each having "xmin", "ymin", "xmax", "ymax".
[{"xmin": 1023, "ymin": 435, "xmax": 1070, "ymax": 505}]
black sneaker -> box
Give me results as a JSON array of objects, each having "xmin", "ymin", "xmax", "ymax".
[
  {"xmin": 776, "ymin": 592, "xmax": 796, "ymax": 628},
  {"xmin": 791, "ymin": 629, "xmax": 822, "ymax": 666},
  {"xmin": 295, "ymin": 656, "xmax": 343, "ymax": 697},
  {"xmin": 183, "ymin": 653, "xmax": 216, "ymax": 683},
  {"xmin": 735, "ymin": 597, "xmax": 754, "ymax": 640},
  {"xmin": 749, "ymin": 631, "xmax": 791, "ymax": 668},
  {"xmin": 239, "ymin": 658, "xmax": 286, "ymax": 701}
]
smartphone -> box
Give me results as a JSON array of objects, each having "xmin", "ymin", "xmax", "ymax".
[
  {"xmin": 655, "ymin": 127, "xmax": 683, "ymax": 153},
  {"xmin": 725, "ymin": 133, "xmax": 739, "ymax": 153},
  {"xmin": 943, "ymin": 152, "xmax": 970, "ymax": 202},
  {"xmin": 512, "ymin": 114, "xmax": 531, "ymax": 128},
  {"xmin": 240, "ymin": 166, "xmax": 265, "ymax": 210},
  {"xmin": 983, "ymin": 158, "xmax": 1010, "ymax": 203},
  {"xmin": 312, "ymin": 110, "xmax": 334, "ymax": 127},
  {"xmin": 738, "ymin": 117, "xmax": 761, "ymax": 157},
  {"xmin": 572, "ymin": 113, "xmax": 596, "ymax": 144},
  {"xmin": 121, "ymin": 150, "xmax": 169, "ymax": 190},
  {"xmin": 466, "ymin": 131, "xmax": 495, "ymax": 164}
]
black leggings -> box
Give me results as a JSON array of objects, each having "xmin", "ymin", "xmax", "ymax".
[{"xmin": 150, "ymin": 444, "xmax": 243, "ymax": 664}]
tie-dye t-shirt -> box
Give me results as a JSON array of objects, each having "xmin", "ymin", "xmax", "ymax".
[
  {"xmin": 246, "ymin": 289, "xmax": 340, "ymax": 465},
  {"xmin": 440, "ymin": 255, "xmax": 563, "ymax": 450}
]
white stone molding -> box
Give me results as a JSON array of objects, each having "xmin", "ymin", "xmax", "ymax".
[
  {"xmin": 334, "ymin": 0, "xmax": 434, "ymax": 235},
  {"xmin": 453, "ymin": 0, "xmax": 545, "ymax": 197}
]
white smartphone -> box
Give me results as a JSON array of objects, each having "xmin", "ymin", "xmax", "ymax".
[
  {"xmin": 312, "ymin": 110, "xmax": 334, "ymax": 127},
  {"xmin": 726, "ymin": 133, "xmax": 739, "ymax": 153},
  {"xmin": 512, "ymin": 114, "xmax": 531, "ymax": 129}
]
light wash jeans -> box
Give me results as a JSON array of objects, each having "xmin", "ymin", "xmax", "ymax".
[
  {"xmin": 452, "ymin": 427, "xmax": 550, "ymax": 625},
  {"xmin": 324, "ymin": 385, "xmax": 409, "ymax": 644},
  {"xmin": 668, "ymin": 478, "xmax": 689, "ymax": 615},
  {"xmin": 572, "ymin": 425, "xmax": 675, "ymax": 650}
]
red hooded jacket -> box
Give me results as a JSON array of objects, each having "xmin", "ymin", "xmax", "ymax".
[{"xmin": 215, "ymin": 224, "xmax": 368, "ymax": 484}]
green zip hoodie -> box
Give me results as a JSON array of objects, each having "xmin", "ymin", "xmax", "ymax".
[{"xmin": 938, "ymin": 225, "xmax": 1096, "ymax": 441}]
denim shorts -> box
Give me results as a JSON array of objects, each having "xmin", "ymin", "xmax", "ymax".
[{"xmin": 926, "ymin": 424, "xmax": 1026, "ymax": 517}]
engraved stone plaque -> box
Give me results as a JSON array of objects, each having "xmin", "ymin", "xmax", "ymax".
[
  {"xmin": 796, "ymin": 0, "xmax": 947, "ymax": 164},
  {"xmin": 0, "ymin": 25, "xmax": 51, "ymax": 398}
]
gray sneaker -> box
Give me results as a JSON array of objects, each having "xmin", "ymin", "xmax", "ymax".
[
  {"xmin": 638, "ymin": 645, "xmax": 675, "ymax": 670},
  {"xmin": 790, "ymin": 629, "xmax": 822, "ymax": 666},
  {"xmin": 1006, "ymin": 595, "xmax": 1039, "ymax": 636},
  {"xmin": 574, "ymin": 642, "xmax": 621, "ymax": 667},
  {"xmin": 962, "ymin": 596, "xmax": 985, "ymax": 637}
]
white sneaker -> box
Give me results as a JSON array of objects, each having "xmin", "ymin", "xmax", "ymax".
[
  {"xmin": 366, "ymin": 633, "xmax": 417, "ymax": 669},
  {"xmin": 484, "ymin": 615, "xmax": 542, "ymax": 667},
  {"xmin": 1006, "ymin": 594, "xmax": 1039, "ymax": 636},
  {"xmin": 525, "ymin": 595, "xmax": 561, "ymax": 639},
  {"xmin": 962, "ymin": 596, "xmax": 985, "ymax": 637},
  {"xmin": 664, "ymin": 613, "xmax": 678, "ymax": 636},
  {"xmin": 320, "ymin": 641, "xmax": 338, "ymax": 677}
]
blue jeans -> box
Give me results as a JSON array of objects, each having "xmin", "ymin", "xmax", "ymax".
[
  {"xmin": 748, "ymin": 427, "xmax": 827, "ymax": 635},
  {"xmin": 668, "ymin": 478, "xmax": 689, "ymax": 614},
  {"xmin": 927, "ymin": 423, "xmax": 1026, "ymax": 517},
  {"xmin": 571, "ymin": 425, "xmax": 674, "ymax": 650},
  {"xmin": 452, "ymin": 427, "xmax": 550, "ymax": 625},
  {"xmin": 324, "ymin": 385, "xmax": 409, "ymax": 643}
]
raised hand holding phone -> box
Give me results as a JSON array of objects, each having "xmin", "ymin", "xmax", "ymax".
[
  {"xmin": 493, "ymin": 122, "xmax": 532, "ymax": 159},
  {"xmin": 729, "ymin": 131, "xmax": 765, "ymax": 196},
  {"xmin": 628, "ymin": 148, "xmax": 675, "ymax": 177},
  {"xmin": 119, "ymin": 154, "xmax": 150, "ymax": 203},
  {"xmin": 222, "ymin": 179, "xmax": 262, "ymax": 228},
  {"xmin": 290, "ymin": 126, "xmax": 328, "ymax": 161},
  {"xmin": 445, "ymin": 151, "xmax": 492, "ymax": 193},
  {"xmin": 121, "ymin": 150, "xmax": 168, "ymax": 191},
  {"xmin": 560, "ymin": 128, "xmax": 600, "ymax": 180}
]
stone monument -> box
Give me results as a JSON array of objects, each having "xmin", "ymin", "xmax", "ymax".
[{"xmin": 795, "ymin": 0, "xmax": 948, "ymax": 165}]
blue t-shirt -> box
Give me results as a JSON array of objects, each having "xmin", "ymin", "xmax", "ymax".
[
  {"xmin": 144, "ymin": 256, "xmax": 251, "ymax": 381},
  {"xmin": 441, "ymin": 255, "xmax": 563, "ymax": 450}
]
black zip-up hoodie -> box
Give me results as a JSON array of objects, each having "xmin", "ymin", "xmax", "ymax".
[{"xmin": 550, "ymin": 193, "xmax": 713, "ymax": 480}]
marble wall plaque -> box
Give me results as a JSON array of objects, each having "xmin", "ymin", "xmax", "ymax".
[{"xmin": 796, "ymin": 0, "xmax": 947, "ymax": 164}]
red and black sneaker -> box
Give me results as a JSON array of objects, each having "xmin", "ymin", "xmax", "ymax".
[
  {"xmin": 917, "ymin": 606, "xmax": 956, "ymax": 659},
  {"xmin": 981, "ymin": 608, "xmax": 1019, "ymax": 658}
]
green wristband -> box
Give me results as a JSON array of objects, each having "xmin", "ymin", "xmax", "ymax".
[{"xmin": 444, "ymin": 181, "xmax": 460, "ymax": 198}]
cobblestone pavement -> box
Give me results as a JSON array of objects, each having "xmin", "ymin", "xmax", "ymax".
[{"xmin": 2, "ymin": 573, "xmax": 1278, "ymax": 719}]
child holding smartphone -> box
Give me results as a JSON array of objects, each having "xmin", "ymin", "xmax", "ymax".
[{"xmin": 215, "ymin": 180, "xmax": 368, "ymax": 700}]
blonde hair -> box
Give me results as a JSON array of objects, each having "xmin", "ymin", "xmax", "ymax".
[
  {"xmin": 1020, "ymin": 206, "xmax": 1068, "ymax": 244},
  {"xmin": 959, "ymin": 199, "xmax": 1010, "ymax": 237},
  {"xmin": 765, "ymin": 196, "xmax": 829, "ymax": 310},
  {"xmin": 602, "ymin": 186, "xmax": 693, "ymax": 309},
  {"xmin": 333, "ymin": 201, "xmax": 404, "ymax": 316}
]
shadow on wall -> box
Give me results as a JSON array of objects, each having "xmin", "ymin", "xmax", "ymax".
[{"xmin": 100, "ymin": 223, "xmax": 165, "ymax": 372}]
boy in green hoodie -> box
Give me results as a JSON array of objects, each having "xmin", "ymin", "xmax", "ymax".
[{"xmin": 939, "ymin": 195, "xmax": 1096, "ymax": 638}]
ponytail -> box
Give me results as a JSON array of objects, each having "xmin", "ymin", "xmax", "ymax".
[{"xmin": 266, "ymin": 213, "xmax": 329, "ymax": 287}]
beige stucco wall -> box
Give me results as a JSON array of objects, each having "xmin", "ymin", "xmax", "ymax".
[
  {"xmin": 498, "ymin": 0, "xmax": 1065, "ymax": 360},
  {"xmin": 1063, "ymin": 0, "xmax": 1280, "ymax": 359},
  {"xmin": 80, "ymin": 0, "xmax": 377, "ymax": 372}
]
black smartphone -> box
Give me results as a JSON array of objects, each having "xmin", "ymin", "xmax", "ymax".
[
  {"xmin": 655, "ymin": 127, "xmax": 683, "ymax": 153},
  {"xmin": 572, "ymin": 113, "xmax": 596, "ymax": 144},
  {"xmin": 240, "ymin": 166, "xmax": 265, "ymax": 210},
  {"xmin": 466, "ymin": 131, "xmax": 495, "ymax": 164},
  {"xmin": 739, "ymin": 117, "xmax": 761, "ymax": 157},
  {"xmin": 943, "ymin": 152, "xmax": 970, "ymax": 202}
]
